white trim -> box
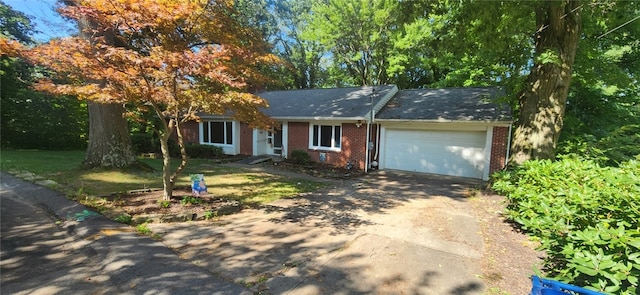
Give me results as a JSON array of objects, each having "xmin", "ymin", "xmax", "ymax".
[
  {"xmin": 365, "ymin": 85, "xmax": 399, "ymax": 122},
  {"xmin": 281, "ymin": 122, "xmax": 288, "ymax": 158},
  {"xmin": 252, "ymin": 129, "xmax": 258, "ymax": 156},
  {"xmin": 308, "ymin": 122, "xmax": 342, "ymax": 152},
  {"xmin": 199, "ymin": 120, "xmax": 238, "ymax": 155}
]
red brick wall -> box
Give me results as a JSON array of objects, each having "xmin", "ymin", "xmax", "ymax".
[
  {"xmin": 286, "ymin": 121, "xmax": 368, "ymax": 170},
  {"xmin": 181, "ymin": 121, "xmax": 199, "ymax": 144},
  {"xmin": 286, "ymin": 122, "xmax": 309, "ymax": 156},
  {"xmin": 239, "ymin": 123, "xmax": 253, "ymax": 155},
  {"xmin": 489, "ymin": 126, "xmax": 509, "ymax": 174},
  {"xmin": 341, "ymin": 123, "xmax": 368, "ymax": 169}
]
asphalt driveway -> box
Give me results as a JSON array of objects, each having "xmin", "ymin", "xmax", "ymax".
[{"xmin": 148, "ymin": 169, "xmax": 487, "ymax": 294}]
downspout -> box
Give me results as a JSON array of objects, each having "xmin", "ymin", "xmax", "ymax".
[
  {"xmin": 365, "ymin": 88, "xmax": 375, "ymax": 173},
  {"xmin": 372, "ymin": 123, "xmax": 381, "ymax": 167},
  {"xmin": 505, "ymin": 124, "xmax": 513, "ymax": 167},
  {"xmin": 365, "ymin": 122, "xmax": 370, "ymax": 173}
]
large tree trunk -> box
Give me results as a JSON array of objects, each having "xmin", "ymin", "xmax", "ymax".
[
  {"xmin": 510, "ymin": 1, "xmax": 582, "ymax": 165},
  {"xmin": 72, "ymin": 0, "xmax": 135, "ymax": 168},
  {"xmin": 83, "ymin": 101, "xmax": 136, "ymax": 167}
]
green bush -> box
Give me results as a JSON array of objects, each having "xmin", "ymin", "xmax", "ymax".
[
  {"xmin": 290, "ymin": 149, "xmax": 312, "ymax": 165},
  {"xmin": 185, "ymin": 144, "xmax": 224, "ymax": 158},
  {"xmin": 492, "ymin": 157, "xmax": 640, "ymax": 294},
  {"xmin": 131, "ymin": 132, "xmax": 159, "ymax": 154},
  {"xmin": 598, "ymin": 125, "xmax": 640, "ymax": 167}
]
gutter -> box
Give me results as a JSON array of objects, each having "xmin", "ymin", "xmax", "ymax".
[{"xmin": 374, "ymin": 118, "xmax": 513, "ymax": 125}]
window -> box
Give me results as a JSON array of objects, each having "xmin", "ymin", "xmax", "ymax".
[
  {"xmin": 202, "ymin": 121, "xmax": 233, "ymax": 145},
  {"xmin": 310, "ymin": 124, "xmax": 341, "ymax": 150}
]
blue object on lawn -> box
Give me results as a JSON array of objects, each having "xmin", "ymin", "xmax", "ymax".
[{"xmin": 530, "ymin": 276, "xmax": 604, "ymax": 295}]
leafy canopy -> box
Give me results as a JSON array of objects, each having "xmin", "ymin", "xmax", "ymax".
[{"xmin": 16, "ymin": 0, "xmax": 279, "ymax": 128}]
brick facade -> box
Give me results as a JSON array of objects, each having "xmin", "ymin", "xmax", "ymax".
[
  {"xmin": 180, "ymin": 121, "xmax": 199, "ymax": 144},
  {"xmin": 489, "ymin": 126, "xmax": 509, "ymax": 174},
  {"xmin": 286, "ymin": 121, "xmax": 368, "ymax": 170},
  {"xmin": 184, "ymin": 118, "xmax": 511, "ymax": 178}
]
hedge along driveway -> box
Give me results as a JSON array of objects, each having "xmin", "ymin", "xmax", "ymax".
[{"xmin": 492, "ymin": 157, "xmax": 640, "ymax": 294}]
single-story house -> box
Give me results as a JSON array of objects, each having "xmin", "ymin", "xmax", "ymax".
[{"xmin": 181, "ymin": 85, "xmax": 512, "ymax": 180}]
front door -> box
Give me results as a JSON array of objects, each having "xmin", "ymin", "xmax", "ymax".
[{"xmin": 266, "ymin": 124, "xmax": 283, "ymax": 155}]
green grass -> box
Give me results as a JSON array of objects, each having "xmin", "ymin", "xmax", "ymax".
[{"xmin": 1, "ymin": 149, "xmax": 323, "ymax": 204}]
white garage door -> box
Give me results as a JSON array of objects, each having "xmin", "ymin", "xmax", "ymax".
[{"xmin": 383, "ymin": 129, "xmax": 486, "ymax": 179}]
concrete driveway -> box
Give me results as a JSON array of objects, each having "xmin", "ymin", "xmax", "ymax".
[{"xmin": 148, "ymin": 169, "xmax": 487, "ymax": 294}]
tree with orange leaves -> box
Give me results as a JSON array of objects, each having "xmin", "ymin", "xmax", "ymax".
[{"xmin": 6, "ymin": 0, "xmax": 279, "ymax": 200}]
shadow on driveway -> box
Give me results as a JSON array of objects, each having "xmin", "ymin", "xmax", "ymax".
[{"xmin": 148, "ymin": 169, "xmax": 487, "ymax": 294}]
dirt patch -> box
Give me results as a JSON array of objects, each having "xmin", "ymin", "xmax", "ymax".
[
  {"xmin": 104, "ymin": 187, "xmax": 243, "ymax": 223},
  {"xmin": 471, "ymin": 191, "xmax": 545, "ymax": 294},
  {"xmin": 269, "ymin": 160, "xmax": 366, "ymax": 179}
]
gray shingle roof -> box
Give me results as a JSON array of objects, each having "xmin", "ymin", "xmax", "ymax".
[
  {"xmin": 376, "ymin": 87, "xmax": 512, "ymax": 122},
  {"xmin": 257, "ymin": 85, "xmax": 398, "ymax": 119}
]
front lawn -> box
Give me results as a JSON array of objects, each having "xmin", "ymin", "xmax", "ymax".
[{"xmin": 1, "ymin": 150, "xmax": 323, "ymax": 206}]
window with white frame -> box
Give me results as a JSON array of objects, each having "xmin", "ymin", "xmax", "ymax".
[
  {"xmin": 309, "ymin": 124, "xmax": 341, "ymax": 150},
  {"xmin": 202, "ymin": 121, "xmax": 233, "ymax": 145}
]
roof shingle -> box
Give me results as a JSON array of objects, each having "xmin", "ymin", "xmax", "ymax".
[
  {"xmin": 376, "ymin": 87, "xmax": 512, "ymax": 122},
  {"xmin": 257, "ymin": 85, "xmax": 397, "ymax": 119}
]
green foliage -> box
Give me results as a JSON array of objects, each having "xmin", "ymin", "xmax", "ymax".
[
  {"xmin": 290, "ymin": 149, "xmax": 312, "ymax": 165},
  {"xmin": 558, "ymin": 125, "xmax": 640, "ymax": 167},
  {"xmin": 185, "ymin": 144, "xmax": 225, "ymax": 159},
  {"xmin": 180, "ymin": 196, "xmax": 202, "ymax": 206},
  {"xmin": 157, "ymin": 200, "xmax": 170, "ymax": 208},
  {"xmin": 492, "ymin": 158, "xmax": 640, "ymax": 294},
  {"xmin": 557, "ymin": 135, "xmax": 608, "ymax": 163},
  {"xmin": 136, "ymin": 222, "xmax": 152, "ymax": 235},
  {"xmin": 1, "ymin": 3, "xmax": 88, "ymax": 150},
  {"xmin": 598, "ymin": 125, "xmax": 640, "ymax": 166},
  {"xmin": 114, "ymin": 214, "xmax": 132, "ymax": 224},
  {"xmin": 130, "ymin": 131, "xmax": 160, "ymax": 154},
  {"xmin": 536, "ymin": 49, "xmax": 562, "ymax": 66},
  {"xmin": 203, "ymin": 210, "xmax": 216, "ymax": 220},
  {"xmin": 0, "ymin": 1, "xmax": 35, "ymax": 43}
]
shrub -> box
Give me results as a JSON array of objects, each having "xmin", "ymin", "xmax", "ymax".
[
  {"xmin": 131, "ymin": 132, "xmax": 159, "ymax": 154},
  {"xmin": 598, "ymin": 125, "xmax": 640, "ymax": 167},
  {"xmin": 185, "ymin": 144, "xmax": 224, "ymax": 158},
  {"xmin": 492, "ymin": 157, "xmax": 640, "ymax": 294},
  {"xmin": 290, "ymin": 149, "xmax": 312, "ymax": 165}
]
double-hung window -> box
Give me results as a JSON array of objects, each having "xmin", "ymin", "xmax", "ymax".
[
  {"xmin": 310, "ymin": 124, "xmax": 341, "ymax": 150},
  {"xmin": 202, "ymin": 121, "xmax": 233, "ymax": 145}
]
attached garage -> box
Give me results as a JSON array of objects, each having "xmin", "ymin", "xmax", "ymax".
[
  {"xmin": 374, "ymin": 87, "xmax": 513, "ymax": 180},
  {"xmin": 382, "ymin": 128, "xmax": 487, "ymax": 179}
]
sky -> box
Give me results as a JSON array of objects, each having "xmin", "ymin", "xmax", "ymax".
[{"xmin": 5, "ymin": 0, "xmax": 76, "ymax": 42}]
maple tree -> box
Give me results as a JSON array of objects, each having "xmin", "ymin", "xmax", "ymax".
[{"xmin": 2, "ymin": 0, "xmax": 278, "ymax": 200}]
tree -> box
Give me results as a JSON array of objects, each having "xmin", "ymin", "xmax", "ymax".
[
  {"xmin": 301, "ymin": 0, "xmax": 450, "ymax": 88},
  {"xmin": 510, "ymin": 1, "xmax": 583, "ymax": 164},
  {"xmin": 431, "ymin": 1, "xmax": 639, "ymax": 164},
  {"xmin": 7, "ymin": 0, "xmax": 278, "ymax": 200},
  {"xmin": 1, "ymin": 1, "xmax": 88, "ymax": 150},
  {"xmin": 68, "ymin": 0, "xmax": 137, "ymax": 167},
  {"xmin": 272, "ymin": 0, "xmax": 327, "ymax": 89},
  {"xmin": 304, "ymin": 0, "xmax": 400, "ymax": 86}
]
